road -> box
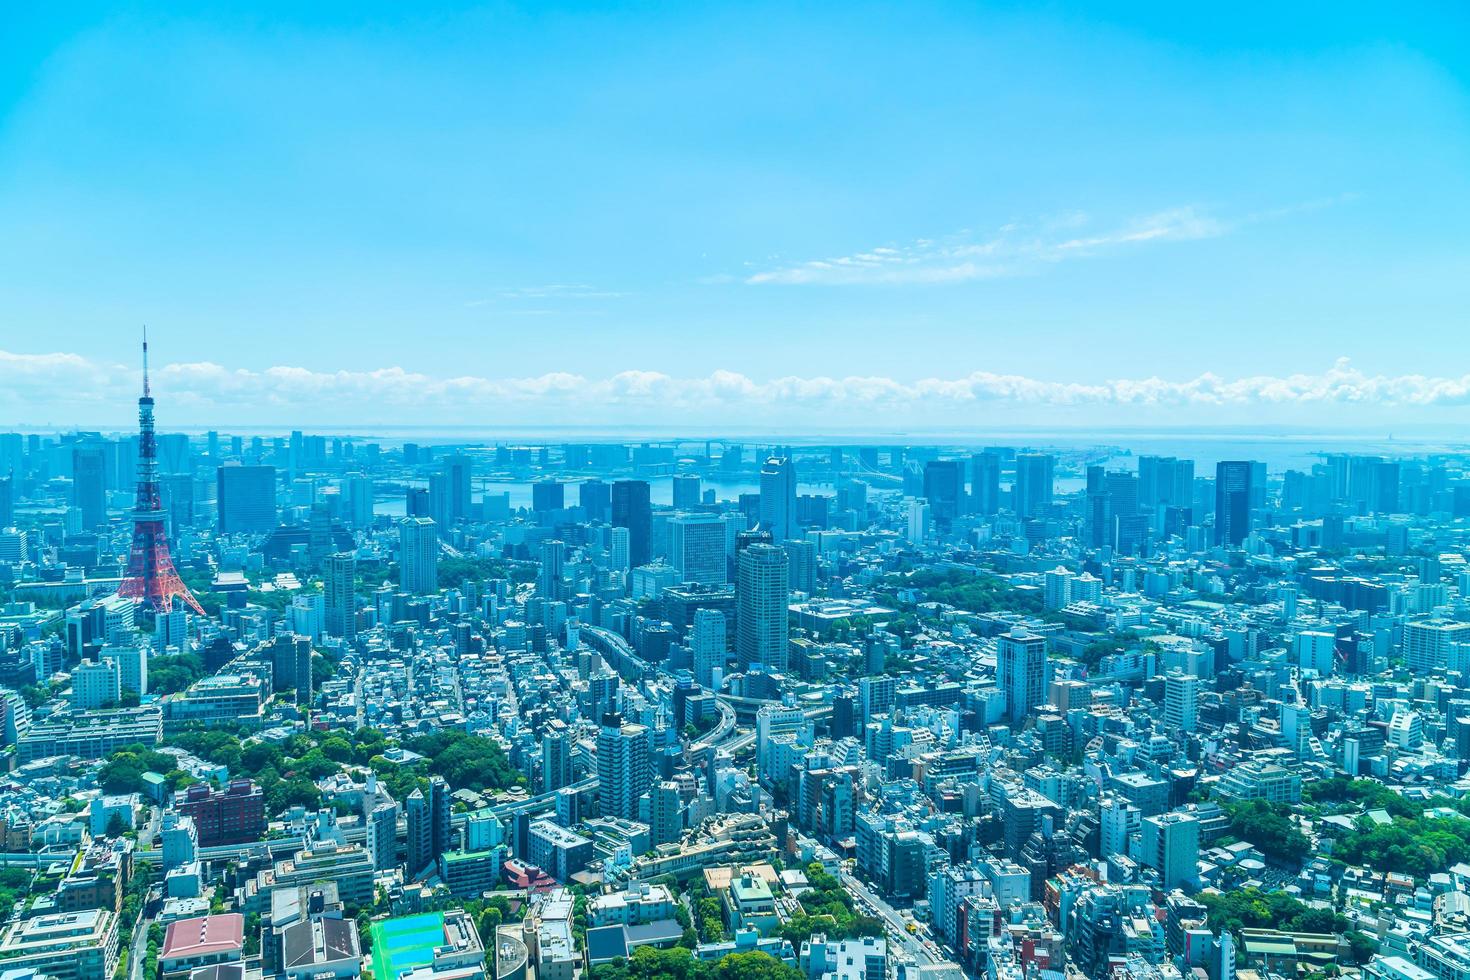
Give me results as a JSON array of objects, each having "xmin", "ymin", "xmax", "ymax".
[{"xmin": 840, "ymin": 870, "xmax": 951, "ymax": 968}]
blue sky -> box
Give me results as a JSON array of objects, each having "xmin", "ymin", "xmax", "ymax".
[{"xmin": 2, "ymin": 2, "xmax": 1469, "ymax": 428}]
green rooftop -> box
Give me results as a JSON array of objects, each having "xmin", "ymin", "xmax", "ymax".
[{"xmin": 370, "ymin": 912, "xmax": 446, "ymax": 980}]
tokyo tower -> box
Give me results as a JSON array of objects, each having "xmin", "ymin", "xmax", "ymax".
[{"xmin": 116, "ymin": 333, "xmax": 205, "ymax": 616}]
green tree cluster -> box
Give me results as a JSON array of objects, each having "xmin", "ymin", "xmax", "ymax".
[
  {"xmin": 98, "ymin": 744, "xmax": 195, "ymax": 796},
  {"xmin": 148, "ymin": 652, "xmax": 206, "ymax": 695},
  {"xmin": 404, "ymin": 729, "xmax": 525, "ymax": 793},
  {"xmin": 1222, "ymin": 800, "xmax": 1311, "ymax": 862},
  {"xmin": 589, "ymin": 947, "xmax": 800, "ymax": 980},
  {"xmin": 882, "ymin": 569, "xmax": 1044, "ymax": 617},
  {"xmin": 776, "ymin": 864, "xmax": 883, "ymax": 946}
]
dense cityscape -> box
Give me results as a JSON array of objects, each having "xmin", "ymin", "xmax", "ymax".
[{"xmin": 0, "ymin": 344, "xmax": 1465, "ymax": 980}]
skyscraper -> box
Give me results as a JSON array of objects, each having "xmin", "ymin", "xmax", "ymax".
[
  {"xmin": 72, "ymin": 443, "xmax": 108, "ymax": 530},
  {"xmin": 649, "ymin": 780, "xmax": 683, "ymax": 846},
  {"xmin": 691, "ymin": 608, "xmax": 727, "ymax": 688},
  {"xmin": 399, "ymin": 517, "xmax": 439, "ymax": 594},
  {"xmin": 538, "ymin": 539, "xmax": 567, "ymax": 601},
  {"xmin": 1013, "ymin": 453, "xmax": 1055, "ymax": 520},
  {"xmin": 443, "ymin": 454, "xmax": 473, "ymax": 524},
  {"xmin": 324, "ymin": 552, "xmax": 357, "ymax": 641},
  {"xmin": 611, "ymin": 480, "xmax": 652, "ymax": 567},
  {"xmin": 922, "ymin": 460, "xmax": 963, "ymax": 529},
  {"xmin": 346, "ymin": 473, "xmax": 374, "ymax": 528},
  {"xmin": 596, "ymin": 711, "xmax": 652, "ymax": 822},
  {"xmin": 0, "ymin": 476, "xmax": 12, "ymax": 528},
  {"xmin": 579, "ymin": 479, "xmax": 611, "ymax": 523},
  {"xmin": 672, "ymin": 474, "xmax": 702, "ymax": 509},
  {"xmin": 1162, "ymin": 671, "xmax": 1199, "ymax": 733},
  {"xmin": 736, "ymin": 542, "xmax": 789, "ymax": 671},
  {"xmin": 406, "ymin": 776, "xmax": 452, "ymax": 880},
  {"xmin": 542, "ymin": 728, "xmax": 573, "ymax": 793},
  {"xmin": 532, "ymin": 479, "xmax": 565, "ymax": 513},
  {"xmin": 1214, "ymin": 461, "xmax": 1252, "ymax": 546},
  {"xmin": 997, "ymin": 627, "xmax": 1046, "ymax": 723},
  {"xmin": 759, "ymin": 456, "xmax": 798, "ymax": 540},
  {"xmin": 668, "ymin": 514, "xmax": 726, "ymax": 586},
  {"xmin": 217, "ymin": 465, "xmax": 278, "ymax": 534},
  {"xmin": 970, "ymin": 452, "xmax": 1001, "ymax": 515}
]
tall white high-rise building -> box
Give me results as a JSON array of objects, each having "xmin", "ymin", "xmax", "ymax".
[
  {"xmin": 596, "ymin": 712, "xmax": 652, "ymax": 822},
  {"xmin": 608, "ymin": 526, "xmax": 630, "ymax": 572},
  {"xmin": 737, "ymin": 543, "xmax": 789, "ymax": 671},
  {"xmin": 346, "ymin": 473, "xmax": 374, "ymax": 528},
  {"xmin": 325, "ymin": 551, "xmax": 357, "ymax": 640},
  {"xmin": 1295, "ymin": 630, "xmax": 1336, "ymax": 675},
  {"xmin": 759, "ymin": 456, "xmax": 798, "ymax": 541},
  {"xmin": 1163, "ymin": 671, "xmax": 1199, "ymax": 733},
  {"xmin": 691, "ymin": 609, "xmax": 727, "ymax": 689},
  {"xmin": 997, "ymin": 627, "xmax": 1046, "ymax": 724},
  {"xmin": 399, "ymin": 517, "xmax": 439, "ymax": 595}
]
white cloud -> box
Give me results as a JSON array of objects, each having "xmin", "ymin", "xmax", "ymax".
[
  {"xmin": 5, "ymin": 351, "xmax": 1470, "ymax": 426},
  {"xmin": 744, "ymin": 200, "xmax": 1337, "ymax": 286}
]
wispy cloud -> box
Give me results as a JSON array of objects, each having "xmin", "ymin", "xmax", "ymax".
[
  {"xmin": 466, "ymin": 283, "xmax": 625, "ymax": 307},
  {"xmin": 745, "ymin": 199, "xmax": 1346, "ymax": 286},
  {"xmin": 5, "ymin": 351, "xmax": 1469, "ymax": 424}
]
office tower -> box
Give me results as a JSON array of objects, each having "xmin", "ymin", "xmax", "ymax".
[
  {"xmin": 1141, "ymin": 812, "xmax": 1200, "ymax": 890},
  {"xmin": 406, "ymin": 486, "xmax": 430, "ymax": 518},
  {"xmin": 406, "ymin": 776, "xmax": 452, "ymax": 879},
  {"xmin": 596, "ymin": 712, "xmax": 652, "ymax": 822},
  {"xmin": 1214, "ymin": 461, "xmax": 1253, "ymax": 546},
  {"xmin": 346, "ymin": 473, "xmax": 374, "ymax": 528},
  {"xmin": 608, "ymin": 525, "xmax": 631, "ymax": 572},
  {"xmin": 1295, "ymin": 630, "xmax": 1335, "ymax": 675},
  {"xmin": 970, "ymin": 452, "xmax": 1001, "ymax": 515},
  {"xmin": 442, "ymin": 454, "xmax": 473, "ymax": 524},
  {"xmin": 399, "ymin": 517, "xmax": 439, "ymax": 595},
  {"xmin": 538, "ymin": 539, "xmax": 567, "ymax": 601},
  {"xmin": 736, "ymin": 542, "xmax": 789, "ymax": 671},
  {"xmin": 692, "ymin": 609, "xmax": 727, "ymax": 688},
  {"xmin": 1013, "ymin": 453, "xmax": 1055, "ymax": 519},
  {"xmin": 785, "ymin": 539, "xmax": 817, "ymax": 596},
  {"xmin": 907, "ymin": 499, "xmax": 930, "ymax": 545},
  {"xmin": 759, "ymin": 456, "xmax": 798, "ymax": 540},
  {"xmin": 427, "ymin": 471, "xmax": 450, "ymax": 526},
  {"xmin": 154, "ymin": 603, "xmax": 187, "ymax": 651},
  {"xmin": 161, "ymin": 472, "xmax": 194, "ymax": 532},
  {"xmin": 217, "ymin": 464, "xmax": 278, "ymax": 534},
  {"xmin": 669, "ymin": 514, "xmax": 726, "ymax": 586},
  {"xmin": 922, "ymin": 460, "xmax": 963, "ymax": 529},
  {"xmin": 997, "ymin": 627, "xmax": 1047, "ymax": 723},
  {"xmin": 611, "ymin": 480, "xmax": 652, "ymax": 567},
  {"xmin": 649, "ymin": 781, "xmax": 683, "ymax": 846},
  {"xmin": 542, "ymin": 729, "xmax": 573, "ymax": 793},
  {"xmin": 579, "ymin": 479, "xmax": 611, "ymax": 522},
  {"xmin": 324, "ymin": 552, "xmax": 357, "ymax": 641},
  {"xmin": 72, "ymin": 443, "xmax": 108, "ymax": 529},
  {"xmin": 0, "ymin": 477, "xmax": 11, "ymax": 528},
  {"xmin": 672, "ymin": 474, "xmax": 702, "ymax": 509},
  {"xmin": 533, "ymin": 480, "xmax": 565, "ymax": 513},
  {"xmin": 1138, "ymin": 456, "xmax": 1194, "ymax": 509},
  {"xmin": 72, "ymin": 658, "xmax": 121, "ymax": 710},
  {"xmin": 858, "ymin": 675, "xmax": 897, "ymax": 725},
  {"xmin": 117, "ymin": 339, "xmax": 206, "ymax": 615},
  {"xmin": 1163, "ymin": 672, "xmax": 1199, "ymax": 733}
]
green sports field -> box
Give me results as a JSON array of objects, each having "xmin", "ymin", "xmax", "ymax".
[{"xmin": 370, "ymin": 912, "xmax": 447, "ymax": 979}]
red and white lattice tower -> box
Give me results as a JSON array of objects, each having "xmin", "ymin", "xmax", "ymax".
[{"xmin": 116, "ymin": 333, "xmax": 205, "ymax": 616}]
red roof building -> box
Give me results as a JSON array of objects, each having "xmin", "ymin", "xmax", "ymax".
[{"xmin": 161, "ymin": 914, "xmax": 244, "ymax": 979}]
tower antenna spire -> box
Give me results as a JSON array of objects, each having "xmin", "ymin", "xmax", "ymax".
[{"xmin": 142, "ymin": 325, "xmax": 150, "ymax": 397}]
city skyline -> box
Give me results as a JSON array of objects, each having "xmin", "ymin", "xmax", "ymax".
[{"xmin": 4, "ymin": 2, "xmax": 1469, "ymax": 428}]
